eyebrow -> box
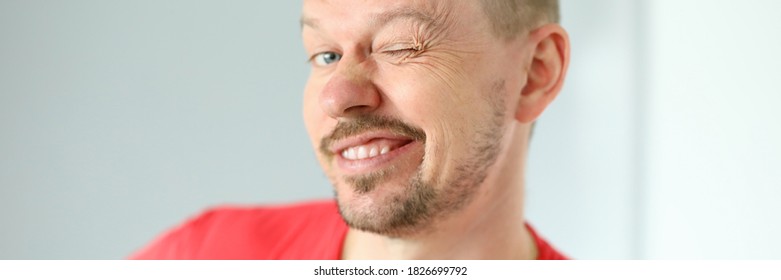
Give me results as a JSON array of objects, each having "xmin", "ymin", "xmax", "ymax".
[{"xmin": 301, "ymin": 7, "xmax": 436, "ymax": 30}]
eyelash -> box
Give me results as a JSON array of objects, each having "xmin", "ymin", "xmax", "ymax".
[
  {"xmin": 384, "ymin": 48, "xmax": 418, "ymax": 56},
  {"xmin": 307, "ymin": 46, "xmax": 419, "ymax": 67}
]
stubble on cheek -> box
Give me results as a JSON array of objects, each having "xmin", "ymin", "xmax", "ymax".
[
  {"xmin": 344, "ymin": 165, "xmax": 397, "ymax": 194},
  {"xmin": 337, "ymin": 79, "xmax": 509, "ymax": 237}
]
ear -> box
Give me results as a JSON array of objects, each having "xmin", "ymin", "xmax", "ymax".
[{"xmin": 515, "ymin": 24, "xmax": 570, "ymax": 123}]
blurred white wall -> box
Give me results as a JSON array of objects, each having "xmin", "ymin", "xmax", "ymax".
[
  {"xmin": 526, "ymin": 0, "xmax": 642, "ymax": 259},
  {"xmin": 1, "ymin": 0, "xmax": 779, "ymax": 259},
  {"xmin": 531, "ymin": 0, "xmax": 781, "ymax": 259},
  {"xmin": 644, "ymin": 0, "xmax": 781, "ymax": 259}
]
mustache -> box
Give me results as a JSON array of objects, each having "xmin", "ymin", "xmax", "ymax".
[{"xmin": 319, "ymin": 115, "xmax": 426, "ymax": 157}]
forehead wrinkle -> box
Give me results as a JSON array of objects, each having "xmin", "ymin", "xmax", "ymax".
[
  {"xmin": 369, "ymin": 7, "xmax": 438, "ymax": 29},
  {"xmin": 301, "ymin": 6, "xmax": 438, "ymax": 31}
]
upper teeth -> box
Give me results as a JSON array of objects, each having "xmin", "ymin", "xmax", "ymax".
[{"xmin": 342, "ymin": 144, "xmax": 391, "ymax": 160}]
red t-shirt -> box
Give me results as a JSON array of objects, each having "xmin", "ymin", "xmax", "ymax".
[{"xmin": 131, "ymin": 200, "xmax": 568, "ymax": 260}]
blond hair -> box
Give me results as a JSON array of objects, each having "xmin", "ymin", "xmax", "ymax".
[{"xmin": 479, "ymin": 0, "xmax": 560, "ymax": 39}]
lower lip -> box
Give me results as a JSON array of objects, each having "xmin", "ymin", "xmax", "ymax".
[{"xmin": 335, "ymin": 141, "xmax": 421, "ymax": 175}]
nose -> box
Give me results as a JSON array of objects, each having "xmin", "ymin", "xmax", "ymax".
[{"xmin": 319, "ymin": 59, "xmax": 381, "ymax": 119}]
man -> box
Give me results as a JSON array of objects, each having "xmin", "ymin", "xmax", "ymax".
[{"xmin": 132, "ymin": 0, "xmax": 570, "ymax": 260}]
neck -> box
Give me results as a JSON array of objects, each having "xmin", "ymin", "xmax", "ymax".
[{"xmin": 341, "ymin": 124, "xmax": 535, "ymax": 259}]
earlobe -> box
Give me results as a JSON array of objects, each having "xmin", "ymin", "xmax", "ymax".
[{"xmin": 514, "ymin": 24, "xmax": 570, "ymax": 123}]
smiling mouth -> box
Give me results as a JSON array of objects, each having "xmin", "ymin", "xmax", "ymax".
[
  {"xmin": 324, "ymin": 131, "xmax": 422, "ymax": 176},
  {"xmin": 319, "ymin": 116, "xmax": 426, "ymax": 172},
  {"xmin": 340, "ymin": 138, "xmax": 414, "ymax": 160}
]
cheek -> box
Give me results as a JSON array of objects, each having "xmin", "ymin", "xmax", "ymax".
[
  {"xmin": 383, "ymin": 70, "xmax": 479, "ymax": 171},
  {"xmin": 303, "ymin": 77, "xmax": 338, "ymax": 172},
  {"xmin": 303, "ymin": 77, "xmax": 326, "ymax": 147}
]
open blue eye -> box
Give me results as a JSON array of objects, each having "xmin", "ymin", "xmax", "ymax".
[{"xmin": 311, "ymin": 52, "xmax": 342, "ymax": 66}]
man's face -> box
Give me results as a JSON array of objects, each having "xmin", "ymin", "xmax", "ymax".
[{"xmin": 301, "ymin": 0, "xmax": 527, "ymax": 236}]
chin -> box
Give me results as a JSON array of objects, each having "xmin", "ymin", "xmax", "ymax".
[{"xmin": 333, "ymin": 174, "xmax": 440, "ymax": 237}]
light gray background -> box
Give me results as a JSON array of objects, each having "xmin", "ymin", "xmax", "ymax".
[{"xmin": 2, "ymin": 1, "xmax": 780, "ymax": 259}]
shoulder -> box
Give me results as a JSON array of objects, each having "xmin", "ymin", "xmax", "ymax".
[
  {"xmin": 130, "ymin": 200, "xmax": 348, "ymax": 260},
  {"xmin": 525, "ymin": 223, "xmax": 570, "ymax": 260}
]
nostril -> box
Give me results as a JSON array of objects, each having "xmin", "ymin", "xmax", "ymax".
[{"xmin": 342, "ymin": 104, "xmax": 377, "ymax": 116}]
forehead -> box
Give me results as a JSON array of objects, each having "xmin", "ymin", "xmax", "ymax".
[{"xmin": 301, "ymin": 0, "xmax": 483, "ymax": 32}]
